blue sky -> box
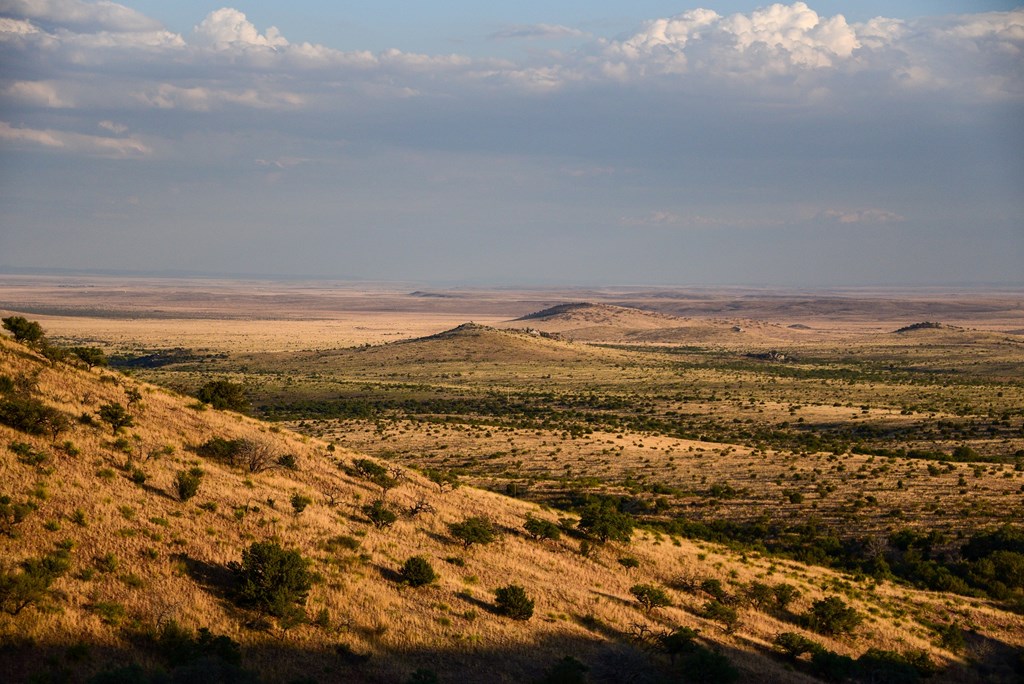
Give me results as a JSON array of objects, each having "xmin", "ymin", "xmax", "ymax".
[{"xmin": 0, "ymin": 1, "xmax": 1021, "ymax": 286}]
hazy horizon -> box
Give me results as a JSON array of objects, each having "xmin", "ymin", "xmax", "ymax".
[{"xmin": 1, "ymin": 1, "xmax": 1022, "ymax": 287}]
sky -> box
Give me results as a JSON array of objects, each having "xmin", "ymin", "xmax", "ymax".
[{"xmin": 0, "ymin": 1, "xmax": 1022, "ymax": 287}]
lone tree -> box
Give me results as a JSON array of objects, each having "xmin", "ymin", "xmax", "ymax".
[
  {"xmin": 524, "ymin": 515, "xmax": 561, "ymax": 542},
  {"xmin": 2, "ymin": 317, "xmax": 44, "ymax": 346},
  {"xmin": 400, "ymin": 556, "xmax": 437, "ymax": 587},
  {"xmin": 174, "ymin": 467, "xmax": 204, "ymax": 502},
  {"xmin": 577, "ymin": 500, "xmax": 633, "ymax": 543},
  {"xmin": 630, "ymin": 584, "xmax": 672, "ymax": 613},
  {"xmin": 806, "ymin": 596, "xmax": 863, "ymax": 636},
  {"xmin": 196, "ymin": 380, "xmax": 249, "ymax": 413},
  {"xmin": 70, "ymin": 347, "xmax": 107, "ymax": 369},
  {"xmin": 363, "ymin": 499, "xmax": 398, "ymax": 529},
  {"xmin": 98, "ymin": 402, "xmax": 134, "ymax": 435},
  {"xmin": 448, "ymin": 516, "xmax": 498, "ymax": 549},
  {"xmin": 230, "ymin": 541, "xmax": 312, "ymax": 620},
  {"xmin": 494, "ymin": 584, "xmax": 534, "ymax": 620}
]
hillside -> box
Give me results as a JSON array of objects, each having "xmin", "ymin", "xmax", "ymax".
[
  {"xmin": 507, "ymin": 303, "xmax": 805, "ymax": 345},
  {"xmin": 1, "ymin": 332, "xmax": 1023, "ymax": 683}
]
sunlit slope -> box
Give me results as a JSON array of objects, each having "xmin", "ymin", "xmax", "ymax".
[{"xmin": 1, "ymin": 334, "xmax": 1022, "ymax": 683}]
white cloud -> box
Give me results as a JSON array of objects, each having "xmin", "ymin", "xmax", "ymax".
[
  {"xmin": 0, "ymin": 0, "xmax": 162, "ymax": 32},
  {"xmin": 192, "ymin": 8, "xmax": 287, "ymax": 49},
  {"xmin": 98, "ymin": 119, "xmax": 125, "ymax": 133},
  {"xmin": 134, "ymin": 83, "xmax": 304, "ymax": 111},
  {"xmin": 3, "ymin": 80, "xmax": 71, "ymax": 107},
  {"xmin": 817, "ymin": 208, "xmax": 906, "ymax": 224},
  {"xmin": 604, "ymin": 2, "xmax": 860, "ymax": 77},
  {"xmin": 0, "ymin": 119, "xmax": 149, "ymax": 156},
  {"xmin": 490, "ymin": 24, "xmax": 587, "ymax": 41}
]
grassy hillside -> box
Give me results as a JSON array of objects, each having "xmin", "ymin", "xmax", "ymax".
[{"xmin": 2, "ymin": 332, "xmax": 1023, "ymax": 683}]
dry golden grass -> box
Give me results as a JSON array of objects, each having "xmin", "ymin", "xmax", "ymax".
[{"xmin": 2, "ymin": 332, "xmax": 1023, "ymax": 683}]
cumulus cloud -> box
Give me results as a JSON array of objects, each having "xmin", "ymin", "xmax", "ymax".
[
  {"xmin": 490, "ymin": 23, "xmax": 587, "ymax": 41},
  {"xmin": 192, "ymin": 8, "xmax": 287, "ymax": 49},
  {"xmin": 0, "ymin": 120, "xmax": 149, "ymax": 156}
]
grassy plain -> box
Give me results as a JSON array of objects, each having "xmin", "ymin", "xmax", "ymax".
[{"xmin": 2, "ymin": 275, "xmax": 1024, "ymax": 682}]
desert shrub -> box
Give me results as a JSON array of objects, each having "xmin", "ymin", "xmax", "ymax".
[
  {"xmin": 156, "ymin": 620, "xmax": 242, "ymax": 667},
  {"xmin": 935, "ymin": 622, "xmax": 966, "ymax": 652},
  {"xmin": 0, "ymin": 496, "xmax": 37, "ymax": 535},
  {"xmin": 700, "ymin": 578, "xmax": 728, "ymax": 602},
  {"xmin": 806, "ymin": 596, "xmax": 862, "ymax": 636},
  {"xmin": 538, "ymin": 656, "xmax": 588, "ymax": 684},
  {"xmin": 856, "ymin": 648, "xmax": 934, "ymax": 683},
  {"xmin": 196, "ymin": 437, "xmax": 244, "ymax": 465},
  {"xmin": 173, "ymin": 467, "xmax": 204, "ymax": 502},
  {"xmin": 363, "ymin": 499, "xmax": 398, "ymax": 529},
  {"xmin": 2, "ymin": 316, "xmax": 44, "ymax": 345},
  {"xmin": 0, "ymin": 545, "xmax": 71, "ymax": 614},
  {"xmin": 276, "ymin": 453, "xmax": 298, "ymax": 470},
  {"xmin": 745, "ymin": 581, "xmax": 774, "ymax": 610},
  {"xmin": 774, "ymin": 632, "xmax": 823, "ymax": 660},
  {"xmin": 448, "ymin": 516, "xmax": 498, "ymax": 549},
  {"xmin": 617, "ymin": 556, "xmax": 640, "ymax": 570},
  {"xmin": 676, "ymin": 645, "xmax": 739, "ymax": 683},
  {"xmin": 237, "ymin": 438, "xmax": 277, "ymax": 474},
  {"xmin": 629, "ymin": 584, "xmax": 672, "ymax": 612},
  {"xmin": 196, "ymin": 380, "xmax": 249, "ymax": 412},
  {"xmin": 810, "ymin": 648, "xmax": 856, "ymax": 682},
  {"xmin": 231, "ymin": 541, "xmax": 312, "ymax": 619},
  {"xmin": 98, "ymin": 402, "xmax": 133, "ymax": 435},
  {"xmin": 424, "ymin": 468, "xmax": 460, "ymax": 492},
  {"xmin": 0, "ymin": 375, "xmax": 13, "ymax": 394},
  {"xmin": 290, "ymin": 493, "xmax": 312, "ymax": 515},
  {"xmin": 577, "ymin": 500, "xmax": 633, "ymax": 543},
  {"xmin": 0, "ymin": 395, "xmax": 67, "ymax": 437},
  {"xmin": 702, "ymin": 600, "xmax": 740, "ymax": 632},
  {"xmin": 494, "ymin": 584, "xmax": 534, "ymax": 620},
  {"xmin": 70, "ymin": 347, "xmax": 107, "ymax": 369},
  {"xmin": 353, "ymin": 458, "xmax": 399, "ymax": 493},
  {"xmin": 772, "ymin": 583, "xmax": 801, "ymax": 611},
  {"xmin": 400, "ymin": 556, "xmax": 437, "ymax": 587},
  {"xmin": 10, "ymin": 441, "xmax": 47, "ymax": 468},
  {"xmin": 659, "ymin": 627, "xmax": 700, "ymax": 662},
  {"xmin": 524, "ymin": 515, "xmax": 561, "ymax": 541}
]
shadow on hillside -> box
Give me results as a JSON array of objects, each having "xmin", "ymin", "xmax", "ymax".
[
  {"xmin": 2, "ymin": 622, "xmax": 1022, "ymax": 684},
  {"xmin": 173, "ymin": 552, "xmax": 234, "ymax": 599}
]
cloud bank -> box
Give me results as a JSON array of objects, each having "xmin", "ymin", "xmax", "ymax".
[{"xmin": 0, "ymin": 2, "xmax": 1020, "ymax": 285}]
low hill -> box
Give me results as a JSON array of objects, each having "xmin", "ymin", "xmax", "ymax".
[
  {"xmin": 508, "ymin": 302, "xmax": 803, "ymax": 345},
  {"xmin": 2, "ymin": 333, "xmax": 1022, "ymax": 683}
]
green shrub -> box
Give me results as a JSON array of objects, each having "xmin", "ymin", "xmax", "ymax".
[
  {"xmin": 524, "ymin": 515, "xmax": 561, "ymax": 541},
  {"xmin": 290, "ymin": 493, "xmax": 312, "ymax": 515},
  {"xmin": 2, "ymin": 316, "xmax": 44, "ymax": 345},
  {"xmin": 494, "ymin": 584, "xmax": 534, "ymax": 620},
  {"xmin": 173, "ymin": 467, "xmax": 204, "ymax": 502},
  {"xmin": 538, "ymin": 656, "xmax": 588, "ymax": 684},
  {"xmin": 0, "ymin": 545, "xmax": 71, "ymax": 614},
  {"xmin": 577, "ymin": 500, "xmax": 633, "ymax": 543},
  {"xmin": 774, "ymin": 632, "xmax": 823, "ymax": 660},
  {"xmin": 629, "ymin": 584, "xmax": 672, "ymax": 612},
  {"xmin": 448, "ymin": 516, "xmax": 498, "ymax": 549},
  {"xmin": 0, "ymin": 396, "xmax": 68, "ymax": 437},
  {"xmin": 806, "ymin": 596, "xmax": 863, "ymax": 636},
  {"xmin": 617, "ymin": 556, "xmax": 640, "ymax": 570},
  {"xmin": 196, "ymin": 380, "xmax": 249, "ymax": 412},
  {"xmin": 400, "ymin": 556, "xmax": 437, "ymax": 587},
  {"xmin": 676, "ymin": 645, "xmax": 739, "ymax": 683},
  {"xmin": 0, "ymin": 495, "xmax": 36, "ymax": 535},
  {"xmin": 98, "ymin": 402, "xmax": 133, "ymax": 435},
  {"xmin": 231, "ymin": 541, "xmax": 312, "ymax": 620},
  {"xmin": 703, "ymin": 600, "xmax": 740, "ymax": 632},
  {"xmin": 363, "ymin": 499, "xmax": 398, "ymax": 529}
]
